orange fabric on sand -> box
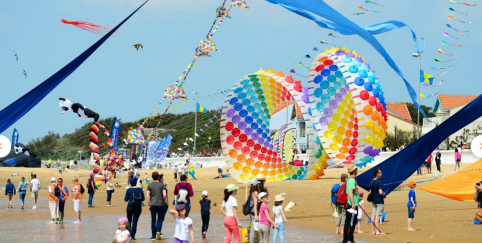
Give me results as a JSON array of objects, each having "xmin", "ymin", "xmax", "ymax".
[{"xmin": 419, "ymin": 159, "xmax": 482, "ymax": 202}]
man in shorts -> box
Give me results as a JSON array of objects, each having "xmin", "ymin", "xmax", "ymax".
[
  {"xmin": 30, "ymin": 174, "xmax": 40, "ymax": 209},
  {"xmin": 71, "ymin": 177, "xmax": 83, "ymax": 224},
  {"xmin": 370, "ymin": 168, "xmax": 386, "ymax": 235}
]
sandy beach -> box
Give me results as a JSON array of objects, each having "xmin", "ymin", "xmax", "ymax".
[{"xmin": 0, "ymin": 163, "xmax": 479, "ymax": 243}]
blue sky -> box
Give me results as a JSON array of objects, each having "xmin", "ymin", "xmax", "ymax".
[{"xmin": 1, "ymin": 0, "xmax": 481, "ymax": 143}]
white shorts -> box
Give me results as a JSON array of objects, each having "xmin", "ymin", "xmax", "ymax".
[
  {"xmin": 31, "ymin": 190, "xmax": 39, "ymax": 198},
  {"xmin": 49, "ymin": 202, "xmax": 59, "ymax": 219},
  {"xmin": 74, "ymin": 199, "xmax": 82, "ymax": 212}
]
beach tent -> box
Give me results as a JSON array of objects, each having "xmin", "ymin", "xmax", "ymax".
[{"xmin": 419, "ymin": 159, "xmax": 482, "ymax": 201}]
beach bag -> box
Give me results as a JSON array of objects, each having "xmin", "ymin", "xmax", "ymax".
[
  {"xmin": 243, "ymin": 195, "xmax": 254, "ymax": 216},
  {"xmin": 476, "ymin": 202, "xmax": 482, "ymax": 222},
  {"xmin": 53, "ymin": 184, "xmax": 61, "ymax": 197},
  {"xmin": 331, "ymin": 183, "xmax": 340, "ymax": 205},
  {"xmin": 336, "ymin": 182, "xmax": 348, "ymax": 205},
  {"xmin": 177, "ymin": 183, "xmax": 189, "ymax": 203},
  {"xmin": 80, "ymin": 184, "xmax": 85, "ymax": 194},
  {"xmin": 367, "ymin": 192, "xmax": 374, "ymax": 203}
]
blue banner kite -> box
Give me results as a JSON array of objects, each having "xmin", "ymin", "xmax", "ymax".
[
  {"xmin": 264, "ymin": 0, "xmax": 429, "ymax": 120},
  {"xmin": 357, "ymin": 95, "xmax": 482, "ymax": 195},
  {"xmin": 110, "ymin": 117, "xmax": 121, "ymax": 151},
  {"xmin": 0, "ymin": 0, "xmax": 148, "ymax": 134},
  {"xmin": 12, "ymin": 128, "xmax": 19, "ymax": 145}
]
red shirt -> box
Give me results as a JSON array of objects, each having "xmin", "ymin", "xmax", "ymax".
[{"xmin": 427, "ymin": 154, "xmax": 433, "ymax": 163}]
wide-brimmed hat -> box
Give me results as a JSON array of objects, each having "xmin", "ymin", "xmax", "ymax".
[
  {"xmin": 176, "ymin": 204, "xmax": 186, "ymax": 211},
  {"xmin": 249, "ymin": 179, "xmax": 259, "ymax": 185},
  {"xmin": 347, "ymin": 164, "xmax": 358, "ymax": 173},
  {"xmin": 258, "ymin": 192, "xmax": 269, "ymax": 200},
  {"xmin": 274, "ymin": 194, "xmax": 285, "ymax": 202},
  {"xmin": 226, "ymin": 184, "xmax": 239, "ymax": 192},
  {"xmin": 256, "ymin": 174, "xmax": 266, "ymax": 181},
  {"xmin": 408, "ymin": 181, "xmax": 417, "ymax": 188}
]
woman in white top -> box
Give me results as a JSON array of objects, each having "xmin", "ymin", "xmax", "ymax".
[
  {"xmin": 221, "ymin": 184, "xmax": 242, "ymax": 243},
  {"xmin": 106, "ymin": 178, "xmax": 114, "ymax": 207},
  {"xmin": 272, "ymin": 194, "xmax": 288, "ymax": 243}
]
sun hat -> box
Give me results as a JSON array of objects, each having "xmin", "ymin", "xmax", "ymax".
[
  {"xmin": 129, "ymin": 178, "xmax": 138, "ymax": 185},
  {"xmin": 256, "ymin": 174, "xmax": 266, "ymax": 181},
  {"xmin": 118, "ymin": 217, "xmax": 129, "ymax": 224},
  {"xmin": 202, "ymin": 190, "xmax": 209, "ymax": 196},
  {"xmin": 358, "ymin": 190, "xmax": 364, "ymax": 196},
  {"xmin": 258, "ymin": 192, "xmax": 269, "ymax": 200},
  {"xmin": 249, "ymin": 179, "xmax": 259, "ymax": 185},
  {"xmin": 347, "ymin": 164, "xmax": 358, "ymax": 173},
  {"xmin": 176, "ymin": 204, "xmax": 186, "ymax": 211},
  {"xmin": 51, "ymin": 177, "xmax": 56, "ymax": 182},
  {"xmin": 274, "ymin": 194, "xmax": 285, "ymax": 202},
  {"xmin": 408, "ymin": 181, "xmax": 417, "ymax": 188},
  {"xmin": 226, "ymin": 184, "xmax": 239, "ymax": 192}
]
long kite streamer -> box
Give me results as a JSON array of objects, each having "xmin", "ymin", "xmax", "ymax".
[
  {"xmin": 441, "ymin": 40, "xmax": 464, "ymax": 47},
  {"xmin": 0, "ymin": 1, "xmax": 148, "ymax": 134},
  {"xmin": 61, "ymin": 19, "xmax": 118, "ymax": 36},
  {"xmin": 365, "ymin": 0, "xmax": 384, "ymax": 7},
  {"xmin": 357, "ymin": 95, "xmax": 482, "ymax": 195},
  {"xmin": 450, "ymin": 0, "xmax": 477, "ymax": 6},
  {"xmin": 449, "ymin": 7, "xmax": 469, "ymax": 16},
  {"xmin": 446, "ymin": 23, "xmax": 471, "ymax": 33},
  {"xmin": 263, "ymin": 0, "xmax": 430, "ymax": 120},
  {"xmin": 448, "ymin": 15, "xmax": 471, "ymax": 24}
]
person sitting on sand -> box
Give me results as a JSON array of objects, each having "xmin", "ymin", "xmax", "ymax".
[{"xmin": 407, "ymin": 181, "xmax": 417, "ymax": 231}]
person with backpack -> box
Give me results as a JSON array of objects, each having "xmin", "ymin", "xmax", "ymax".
[
  {"xmin": 71, "ymin": 177, "xmax": 83, "ymax": 224},
  {"xmin": 174, "ymin": 175, "xmax": 194, "ymax": 217},
  {"xmin": 334, "ymin": 174, "xmax": 348, "ymax": 235},
  {"xmin": 87, "ymin": 173, "xmax": 98, "ymax": 208},
  {"xmin": 48, "ymin": 177, "xmax": 60, "ymax": 224},
  {"xmin": 124, "ymin": 177, "xmax": 145, "ymax": 240},
  {"xmin": 342, "ymin": 165, "xmax": 359, "ymax": 243},
  {"xmin": 57, "ymin": 178, "xmax": 69, "ymax": 224},
  {"xmin": 370, "ymin": 168, "xmax": 386, "ymax": 235},
  {"xmin": 245, "ymin": 174, "xmax": 268, "ymax": 243},
  {"xmin": 147, "ymin": 172, "xmax": 168, "ymax": 241}
]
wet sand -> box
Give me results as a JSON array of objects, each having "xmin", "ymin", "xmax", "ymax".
[{"xmin": 0, "ymin": 163, "xmax": 479, "ymax": 243}]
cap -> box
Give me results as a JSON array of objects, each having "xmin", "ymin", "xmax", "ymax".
[
  {"xmin": 249, "ymin": 179, "xmax": 259, "ymax": 185},
  {"xmin": 358, "ymin": 190, "xmax": 364, "ymax": 196},
  {"xmin": 408, "ymin": 181, "xmax": 416, "ymax": 188},
  {"xmin": 51, "ymin": 177, "xmax": 56, "ymax": 182},
  {"xmin": 256, "ymin": 174, "xmax": 266, "ymax": 181},
  {"xmin": 347, "ymin": 164, "xmax": 358, "ymax": 173},
  {"xmin": 129, "ymin": 178, "xmax": 138, "ymax": 185},
  {"xmin": 176, "ymin": 204, "xmax": 186, "ymax": 211},
  {"xmin": 89, "ymin": 173, "xmax": 94, "ymax": 177},
  {"xmin": 202, "ymin": 190, "xmax": 209, "ymax": 196},
  {"xmin": 226, "ymin": 184, "xmax": 239, "ymax": 192},
  {"xmin": 258, "ymin": 192, "xmax": 268, "ymax": 200}
]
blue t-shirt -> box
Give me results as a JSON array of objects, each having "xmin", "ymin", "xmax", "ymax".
[
  {"xmin": 407, "ymin": 189, "xmax": 417, "ymax": 207},
  {"xmin": 370, "ymin": 179, "xmax": 384, "ymax": 204},
  {"xmin": 199, "ymin": 199, "xmax": 211, "ymax": 215}
]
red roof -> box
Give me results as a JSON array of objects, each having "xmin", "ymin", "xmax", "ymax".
[
  {"xmin": 386, "ymin": 111, "xmax": 421, "ymax": 128},
  {"xmin": 385, "ymin": 103, "xmax": 412, "ymax": 121},
  {"xmin": 272, "ymin": 101, "xmax": 295, "ymax": 116},
  {"xmin": 438, "ymin": 94, "xmax": 478, "ymax": 111},
  {"xmin": 295, "ymin": 103, "xmax": 303, "ymax": 118}
]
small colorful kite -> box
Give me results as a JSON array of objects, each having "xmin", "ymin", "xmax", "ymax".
[
  {"xmin": 444, "ymin": 32, "xmax": 466, "ymax": 39},
  {"xmin": 216, "ymin": 5, "xmax": 231, "ymax": 18},
  {"xmin": 365, "ymin": 0, "xmax": 384, "ymax": 7},
  {"xmin": 290, "ymin": 69, "xmax": 308, "ymax": 78},
  {"xmin": 61, "ymin": 19, "xmax": 116, "ymax": 36},
  {"xmin": 328, "ymin": 33, "xmax": 346, "ymax": 41},
  {"xmin": 352, "ymin": 12, "xmax": 366, "ymax": 16},
  {"xmin": 448, "ymin": 15, "xmax": 471, "ymax": 24},
  {"xmin": 133, "ymin": 44, "xmax": 143, "ymax": 51},
  {"xmin": 446, "ymin": 23, "xmax": 471, "ymax": 33},
  {"xmin": 430, "ymin": 66, "xmax": 452, "ymax": 70},
  {"xmin": 449, "ymin": 7, "xmax": 469, "ymax": 16},
  {"xmin": 420, "ymin": 90, "xmax": 444, "ymax": 98},
  {"xmin": 305, "ymin": 54, "xmax": 312, "ymax": 59},
  {"xmin": 437, "ymin": 49, "xmax": 457, "ymax": 56},
  {"xmin": 297, "ymin": 62, "xmax": 310, "ymax": 69},
  {"xmin": 434, "ymin": 56, "xmax": 459, "ymax": 63},
  {"xmin": 449, "ymin": 0, "xmax": 477, "ymax": 6},
  {"xmin": 320, "ymin": 40, "xmax": 335, "ymax": 46},
  {"xmin": 358, "ymin": 6, "xmax": 380, "ymax": 12},
  {"xmin": 441, "ymin": 40, "xmax": 464, "ymax": 47},
  {"xmin": 164, "ymin": 85, "xmax": 188, "ymax": 100},
  {"xmin": 423, "ymin": 80, "xmax": 445, "ymax": 88},
  {"xmin": 313, "ymin": 47, "xmax": 318, "ymax": 51}
]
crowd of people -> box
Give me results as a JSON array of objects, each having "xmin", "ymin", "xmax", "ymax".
[{"xmin": 168, "ymin": 150, "xmax": 223, "ymax": 159}]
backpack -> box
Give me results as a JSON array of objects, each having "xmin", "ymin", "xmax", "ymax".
[
  {"xmin": 242, "ymin": 194, "xmax": 254, "ymax": 216},
  {"xmin": 53, "ymin": 184, "xmax": 61, "ymax": 197},
  {"xmin": 331, "ymin": 183, "xmax": 340, "ymax": 205},
  {"xmin": 177, "ymin": 183, "xmax": 189, "ymax": 203},
  {"xmin": 80, "ymin": 184, "xmax": 85, "ymax": 194},
  {"xmin": 336, "ymin": 182, "xmax": 348, "ymax": 205}
]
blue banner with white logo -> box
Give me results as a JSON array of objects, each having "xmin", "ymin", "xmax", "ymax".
[
  {"xmin": 110, "ymin": 117, "xmax": 121, "ymax": 151},
  {"xmin": 12, "ymin": 128, "xmax": 19, "ymax": 145}
]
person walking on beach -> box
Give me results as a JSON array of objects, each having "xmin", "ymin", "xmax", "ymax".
[
  {"xmin": 174, "ymin": 175, "xmax": 194, "ymax": 217},
  {"xmin": 48, "ymin": 177, "xmax": 60, "ymax": 224},
  {"xmin": 106, "ymin": 177, "xmax": 114, "ymax": 207},
  {"xmin": 177, "ymin": 164, "xmax": 183, "ymax": 179},
  {"xmin": 454, "ymin": 148, "xmax": 462, "ymax": 171},
  {"xmin": 273, "ymin": 194, "xmax": 288, "ymax": 243},
  {"xmin": 71, "ymin": 177, "xmax": 83, "ymax": 224},
  {"xmin": 426, "ymin": 153, "xmax": 433, "ymax": 174},
  {"xmin": 5, "ymin": 179, "xmax": 16, "ymax": 208},
  {"xmin": 57, "ymin": 178, "xmax": 69, "ymax": 224},
  {"xmin": 342, "ymin": 165, "xmax": 360, "ymax": 243},
  {"xmin": 200, "ymin": 190, "xmax": 211, "ymax": 238},
  {"xmin": 335, "ymin": 174, "xmax": 348, "ymax": 235},
  {"xmin": 125, "ymin": 177, "xmax": 145, "ymax": 240},
  {"xmin": 18, "ymin": 177, "xmax": 28, "ymax": 209},
  {"xmin": 407, "ymin": 181, "xmax": 417, "ymax": 231},
  {"xmin": 258, "ymin": 192, "xmax": 277, "ymax": 243},
  {"xmin": 248, "ymin": 174, "xmax": 268, "ymax": 243},
  {"xmin": 87, "ymin": 173, "xmax": 98, "ymax": 207},
  {"xmin": 169, "ymin": 203, "xmax": 195, "ymax": 243},
  {"xmin": 30, "ymin": 174, "xmax": 40, "ymax": 209},
  {"xmin": 370, "ymin": 168, "xmax": 386, "ymax": 235},
  {"xmin": 113, "ymin": 217, "xmax": 131, "ymax": 243},
  {"xmin": 147, "ymin": 172, "xmax": 168, "ymax": 241},
  {"xmin": 435, "ymin": 151, "xmax": 442, "ymax": 172},
  {"xmin": 221, "ymin": 184, "xmax": 242, "ymax": 243},
  {"xmin": 174, "ymin": 164, "xmax": 179, "ymax": 182}
]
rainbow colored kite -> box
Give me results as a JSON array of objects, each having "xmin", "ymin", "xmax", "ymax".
[
  {"xmin": 448, "ymin": 15, "xmax": 471, "ymax": 24},
  {"xmin": 450, "ymin": 0, "xmax": 477, "ymax": 6},
  {"xmin": 328, "ymin": 33, "xmax": 346, "ymax": 41}
]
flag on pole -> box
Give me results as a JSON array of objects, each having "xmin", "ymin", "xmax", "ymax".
[
  {"xmin": 420, "ymin": 70, "xmax": 434, "ymax": 85},
  {"xmin": 12, "ymin": 128, "xmax": 19, "ymax": 145},
  {"xmin": 197, "ymin": 103, "xmax": 208, "ymax": 114}
]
